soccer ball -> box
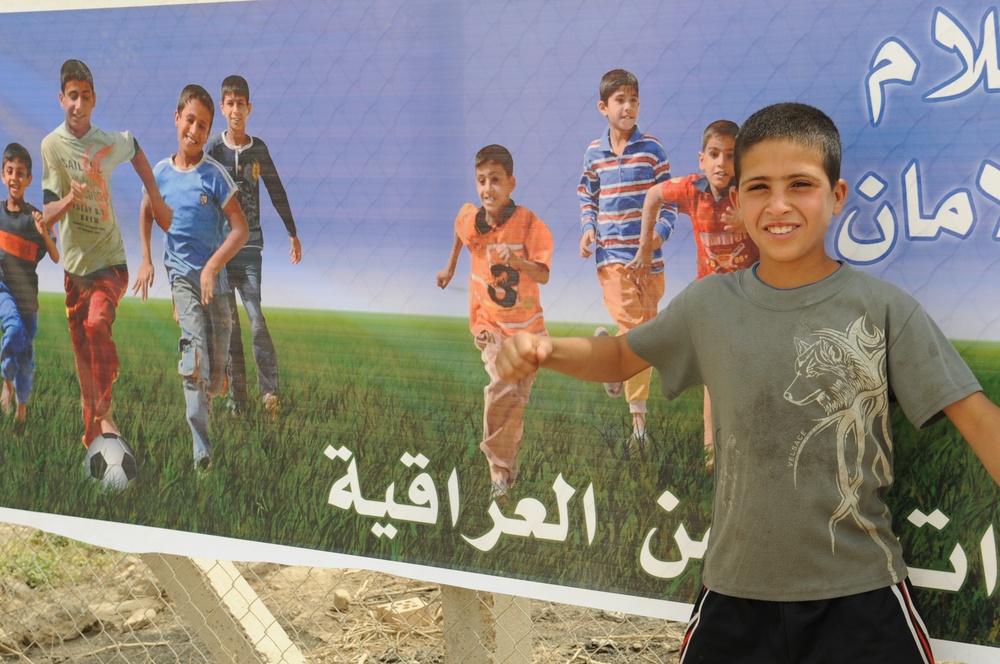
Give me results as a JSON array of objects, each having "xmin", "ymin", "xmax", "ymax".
[{"xmin": 84, "ymin": 433, "xmax": 139, "ymax": 491}]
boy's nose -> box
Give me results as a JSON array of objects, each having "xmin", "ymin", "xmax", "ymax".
[{"xmin": 767, "ymin": 192, "xmax": 791, "ymax": 212}]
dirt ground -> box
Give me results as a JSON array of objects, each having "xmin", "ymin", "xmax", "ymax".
[
  {"xmin": 0, "ymin": 526, "xmax": 968, "ymax": 663},
  {"xmin": 0, "ymin": 524, "xmax": 687, "ymax": 663}
]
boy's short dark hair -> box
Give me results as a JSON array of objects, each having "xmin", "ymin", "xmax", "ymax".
[
  {"xmin": 176, "ymin": 84, "xmax": 215, "ymax": 122},
  {"xmin": 702, "ymin": 120, "xmax": 739, "ymax": 149},
  {"xmin": 599, "ymin": 69, "xmax": 639, "ymax": 103},
  {"xmin": 2, "ymin": 143, "xmax": 32, "ymax": 174},
  {"xmin": 475, "ymin": 144, "xmax": 514, "ymax": 177},
  {"xmin": 221, "ymin": 75, "xmax": 251, "ymax": 102},
  {"xmin": 734, "ymin": 102, "xmax": 841, "ymax": 186},
  {"xmin": 60, "ymin": 59, "xmax": 94, "ymax": 92}
]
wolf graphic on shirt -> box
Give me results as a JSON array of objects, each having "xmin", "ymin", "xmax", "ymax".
[{"xmin": 784, "ymin": 315, "xmax": 897, "ymax": 574}]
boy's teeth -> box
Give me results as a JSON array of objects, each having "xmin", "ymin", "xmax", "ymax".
[{"xmin": 770, "ymin": 225, "xmax": 794, "ymax": 235}]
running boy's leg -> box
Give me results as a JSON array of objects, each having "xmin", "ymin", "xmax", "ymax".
[
  {"xmin": 597, "ymin": 264, "xmax": 664, "ymax": 432},
  {"xmin": 476, "ymin": 330, "xmax": 535, "ymax": 493},
  {"xmin": 225, "ymin": 259, "xmax": 249, "ymax": 407},
  {"xmin": 206, "ymin": 292, "xmax": 232, "ymax": 400},
  {"xmin": 84, "ymin": 267, "xmax": 128, "ymax": 433},
  {"xmin": 0, "ymin": 285, "xmax": 26, "ymax": 414},
  {"xmin": 13, "ymin": 312, "xmax": 38, "ymax": 407},
  {"xmin": 65, "ymin": 266, "xmax": 128, "ymax": 445},
  {"xmin": 172, "ymin": 278, "xmax": 212, "ymax": 465},
  {"xmin": 236, "ymin": 251, "xmax": 279, "ymax": 400}
]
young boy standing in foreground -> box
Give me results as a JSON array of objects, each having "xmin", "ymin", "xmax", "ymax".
[{"xmin": 499, "ymin": 102, "xmax": 1000, "ymax": 662}]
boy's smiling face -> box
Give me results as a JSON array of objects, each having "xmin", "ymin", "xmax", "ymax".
[
  {"xmin": 598, "ymin": 85, "xmax": 639, "ymax": 136},
  {"xmin": 699, "ymin": 134, "xmax": 735, "ymax": 196},
  {"xmin": 59, "ymin": 79, "xmax": 96, "ymax": 139},
  {"xmin": 475, "ymin": 161, "xmax": 515, "ymax": 221},
  {"xmin": 2, "ymin": 158, "xmax": 31, "ymax": 205},
  {"xmin": 220, "ymin": 92, "xmax": 252, "ymax": 135},
  {"xmin": 730, "ymin": 138, "xmax": 847, "ymax": 288},
  {"xmin": 175, "ymin": 98, "xmax": 214, "ymax": 163}
]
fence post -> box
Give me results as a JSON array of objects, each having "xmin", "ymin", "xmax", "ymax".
[
  {"xmin": 440, "ymin": 585, "xmax": 532, "ymax": 663},
  {"xmin": 141, "ymin": 554, "xmax": 305, "ymax": 663}
]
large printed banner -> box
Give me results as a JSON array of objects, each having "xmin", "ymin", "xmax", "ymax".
[{"xmin": 0, "ymin": 1, "xmax": 998, "ymax": 660}]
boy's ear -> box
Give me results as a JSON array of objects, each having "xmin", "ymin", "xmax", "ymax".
[
  {"xmin": 597, "ymin": 100, "xmax": 609, "ymax": 117},
  {"xmin": 246, "ymin": 102, "xmax": 252, "ymax": 116},
  {"xmin": 832, "ymin": 178, "xmax": 848, "ymax": 214}
]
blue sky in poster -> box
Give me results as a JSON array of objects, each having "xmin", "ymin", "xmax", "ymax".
[{"xmin": 1, "ymin": 0, "xmax": 998, "ymax": 338}]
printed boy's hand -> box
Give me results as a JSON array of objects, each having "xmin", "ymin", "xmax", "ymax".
[
  {"xmin": 579, "ymin": 228, "xmax": 596, "ymax": 258},
  {"xmin": 495, "ymin": 243, "xmax": 511, "ymax": 264},
  {"xmin": 289, "ymin": 236, "xmax": 302, "ymax": 264},
  {"xmin": 32, "ymin": 211, "xmax": 46, "ymax": 236},
  {"xmin": 436, "ymin": 267, "xmax": 454, "ymax": 289},
  {"xmin": 200, "ymin": 266, "xmax": 217, "ymax": 305},
  {"xmin": 722, "ymin": 207, "xmax": 745, "ymax": 233},
  {"xmin": 625, "ymin": 240, "xmax": 663, "ymax": 277},
  {"xmin": 497, "ymin": 331, "xmax": 552, "ymax": 383},
  {"xmin": 70, "ymin": 180, "xmax": 87, "ymax": 205},
  {"xmin": 131, "ymin": 261, "xmax": 155, "ymax": 302}
]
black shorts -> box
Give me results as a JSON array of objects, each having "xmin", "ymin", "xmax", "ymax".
[{"xmin": 679, "ymin": 580, "xmax": 934, "ymax": 664}]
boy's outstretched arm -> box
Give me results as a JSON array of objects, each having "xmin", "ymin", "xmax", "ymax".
[
  {"xmin": 131, "ymin": 145, "xmax": 173, "ymax": 229},
  {"xmin": 944, "ymin": 391, "xmax": 1000, "ymax": 487},
  {"xmin": 131, "ymin": 192, "xmax": 157, "ymax": 301},
  {"xmin": 497, "ymin": 331, "xmax": 650, "ymax": 385},
  {"xmin": 201, "ymin": 197, "xmax": 249, "ymax": 305},
  {"xmin": 627, "ymin": 185, "xmax": 668, "ymax": 275},
  {"xmin": 436, "ymin": 234, "xmax": 463, "ymax": 289}
]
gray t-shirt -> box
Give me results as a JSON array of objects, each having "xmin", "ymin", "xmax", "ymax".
[{"xmin": 627, "ymin": 263, "xmax": 981, "ymax": 601}]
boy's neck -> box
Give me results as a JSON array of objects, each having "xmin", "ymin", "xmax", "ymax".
[
  {"xmin": 755, "ymin": 256, "xmax": 840, "ymax": 290},
  {"xmin": 608, "ymin": 126, "xmax": 632, "ymax": 156},
  {"xmin": 67, "ymin": 122, "xmax": 91, "ymax": 140},
  {"xmin": 225, "ymin": 128, "xmax": 250, "ymax": 147},
  {"xmin": 5, "ymin": 197, "xmax": 23, "ymax": 213},
  {"xmin": 173, "ymin": 151, "xmax": 203, "ymax": 170}
]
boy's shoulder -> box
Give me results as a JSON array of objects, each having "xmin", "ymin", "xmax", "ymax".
[
  {"xmin": 0, "ymin": 200, "xmax": 40, "ymax": 219},
  {"xmin": 665, "ymin": 173, "xmax": 701, "ymax": 188},
  {"xmin": 207, "ymin": 133, "xmax": 267, "ymax": 152}
]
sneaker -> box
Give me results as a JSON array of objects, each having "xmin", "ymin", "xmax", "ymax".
[
  {"xmin": 195, "ymin": 456, "xmax": 212, "ymax": 473},
  {"xmin": 594, "ymin": 328, "xmax": 623, "ymax": 397},
  {"xmin": 222, "ymin": 397, "xmax": 242, "ymax": 417},
  {"xmin": 490, "ymin": 478, "xmax": 509, "ymax": 502},
  {"xmin": 263, "ymin": 393, "xmax": 280, "ymax": 420},
  {"xmin": 626, "ymin": 429, "xmax": 648, "ymax": 459}
]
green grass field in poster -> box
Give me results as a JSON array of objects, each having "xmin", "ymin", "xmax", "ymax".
[{"xmin": 1, "ymin": 293, "xmax": 997, "ymax": 646}]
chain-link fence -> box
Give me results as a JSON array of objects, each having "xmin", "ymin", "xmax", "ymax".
[{"xmin": 0, "ymin": 522, "xmax": 687, "ymax": 663}]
